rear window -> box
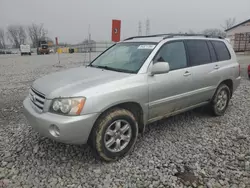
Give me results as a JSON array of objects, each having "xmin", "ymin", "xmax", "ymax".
[
  {"xmin": 211, "ymin": 41, "xmax": 231, "ymax": 61},
  {"xmin": 185, "ymin": 40, "xmax": 211, "ymax": 66},
  {"xmin": 207, "ymin": 41, "xmax": 217, "ymax": 62}
]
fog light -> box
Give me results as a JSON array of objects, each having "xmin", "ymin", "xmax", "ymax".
[{"xmin": 49, "ymin": 124, "xmax": 60, "ymax": 137}]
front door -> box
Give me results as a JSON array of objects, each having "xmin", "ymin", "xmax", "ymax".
[{"xmin": 148, "ymin": 41, "xmax": 193, "ymax": 121}]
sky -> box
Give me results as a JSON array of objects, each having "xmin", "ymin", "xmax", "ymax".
[{"xmin": 0, "ymin": 0, "xmax": 249, "ymax": 44}]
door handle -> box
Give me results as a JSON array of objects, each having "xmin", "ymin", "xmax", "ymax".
[
  {"xmin": 214, "ymin": 65, "xmax": 220, "ymax": 69},
  {"xmin": 183, "ymin": 71, "xmax": 191, "ymax": 76}
]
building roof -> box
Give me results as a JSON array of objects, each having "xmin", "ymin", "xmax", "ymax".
[{"xmin": 225, "ymin": 18, "xmax": 250, "ymax": 32}]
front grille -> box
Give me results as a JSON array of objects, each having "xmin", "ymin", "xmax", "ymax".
[{"xmin": 29, "ymin": 87, "xmax": 45, "ymax": 112}]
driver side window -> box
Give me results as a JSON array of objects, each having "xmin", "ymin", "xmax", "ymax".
[
  {"xmin": 100, "ymin": 46, "xmax": 131, "ymax": 65},
  {"xmin": 155, "ymin": 41, "xmax": 187, "ymax": 71}
]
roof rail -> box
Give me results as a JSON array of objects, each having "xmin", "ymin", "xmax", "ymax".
[
  {"xmin": 124, "ymin": 33, "xmax": 224, "ymax": 41},
  {"xmin": 123, "ymin": 34, "xmax": 169, "ymax": 41},
  {"xmin": 163, "ymin": 33, "xmax": 224, "ymax": 39}
]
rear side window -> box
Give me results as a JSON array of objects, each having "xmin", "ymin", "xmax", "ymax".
[
  {"xmin": 211, "ymin": 41, "xmax": 231, "ymax": 61},
  {"xmin": 185, "ymin": 40, "xmax": 211, "ymax": 66},
  {"xmin": 207, "ymin": 41, "xmax": 217, "ymax": 62}
]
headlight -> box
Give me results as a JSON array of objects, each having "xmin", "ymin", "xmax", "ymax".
[{"xmin": 50, "ymin": 97, "xmax": 86, "ymax": 116}]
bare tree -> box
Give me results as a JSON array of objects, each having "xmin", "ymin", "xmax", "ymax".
[
  {"xmin": 7, "ymin": 25, "xmax": 27, "ymax": 48},
  {"xmin": 27, "ymin": 23, "xmax": 47, "ymax": 48},
  {"xmin": 221, "ymin": 18, "xmax": 236, "ymax": 30},
  {"xmin": 202, "ymin": 28, "xmax": 226, "ymax": 38},
  {"xmin": 187, "ymin": 30, "xmax": 196, "ymax": 34},
  {"xmin": 0, "ymin": 28, "xmax": 5, "ymax": 49}
]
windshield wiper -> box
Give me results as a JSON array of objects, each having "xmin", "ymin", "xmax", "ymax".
[{"xmin": 90, "ymin": 65, "xmax": 135, "ymax": 74}]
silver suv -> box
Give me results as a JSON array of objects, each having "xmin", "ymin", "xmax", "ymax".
[{"xmin": 23, "ymin": 34, "xmax": 241, "ymax": 161}]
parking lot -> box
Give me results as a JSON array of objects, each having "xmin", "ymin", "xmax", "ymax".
[{"xmin": 0, "ymin": 53, "xmax": 250, "ymax": 187}]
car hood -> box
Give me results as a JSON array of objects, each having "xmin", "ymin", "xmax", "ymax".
[{"xmin": 32, "ymin": 66, "xmax": 131, "ymax": 99}]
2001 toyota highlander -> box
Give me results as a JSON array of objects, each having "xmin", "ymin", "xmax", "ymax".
[{"xmin": 23, "ymin": 34, "xmax": 241, "ymax": 161}]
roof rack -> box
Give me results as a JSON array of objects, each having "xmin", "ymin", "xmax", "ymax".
[
  {"xmin": 124, "ymin": 33, "xmax": 224, "ymax": 41},
  {"xmin": 124, "ymin": 34, "xmax": 168, "ymax": 41},
  {"xmin": 163, "ymin": 33, "xmax": 224, "ymax": 39}
]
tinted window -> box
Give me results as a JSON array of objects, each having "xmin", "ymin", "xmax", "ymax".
[
  {"xmin": 155, "ymin": 41, "xmax": 187, "ymax": 70},
  {"xmin": 186, "ymin": 40, "xmax": 211, "ymax": 66},
  {"xmin": 207, "ymin": 41, "xmax": 217, "ymax": 62},
  {"xmin": 211, "ymin": 41, "xmax": 231, "ymax": 61}
]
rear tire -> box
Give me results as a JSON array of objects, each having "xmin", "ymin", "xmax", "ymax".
[
  {"xmin": 210, "ymin": 84, "xmax": 231, "ymax": 116},
  {"xmin": 90, "ymin": 108, "xmax": 138, "ymax": 161}
]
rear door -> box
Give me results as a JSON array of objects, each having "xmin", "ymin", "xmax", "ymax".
[{"xmin": 185, "ymin": 40, "xmax": 220, "ymax": 105}]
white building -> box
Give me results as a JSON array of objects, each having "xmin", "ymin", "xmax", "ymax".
[{"xmin": 225, "ymin": 18, "xmax": 250, "ymax": 52}]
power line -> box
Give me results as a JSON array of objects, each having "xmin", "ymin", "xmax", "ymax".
[
  {"xmin": 138, "ymin": 21, "xmax": 142, "ymax": 36},
  {"xmin": 146, "ymin": 19, "xmax": 150, "ymax": 36}
]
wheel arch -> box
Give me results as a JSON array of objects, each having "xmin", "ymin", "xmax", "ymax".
[
  {"xmin": 92, "ymin": 101, "xmax": 146, "ymax": 135},
  {"xmin": 219, "ymin": 79, "xmax": 233, "ymax": 98}
]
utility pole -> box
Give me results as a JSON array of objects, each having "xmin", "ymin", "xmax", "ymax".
[
  {"xmin": 146, "ymin": 18, "xmax": 150, "ymax": 36},
  {"xmin": 88, "ymin": 24, "xmax": 91, "ymax": 64},
  {"xmin": 88, "ymin": 24, "xmax": 91, "ymax": 41},
  {"xmin": 138, "ymin": 21, "xmax": 142, "ymax": 36}
]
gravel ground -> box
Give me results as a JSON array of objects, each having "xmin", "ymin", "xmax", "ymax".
[{"xmin": 0, "ymin": 54, "xmax": 250, "ymax": 188}]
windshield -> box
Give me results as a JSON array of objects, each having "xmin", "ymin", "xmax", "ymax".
[{"xmin": 90, "ymin": 42, "xmax": 156, "ymax": 73}]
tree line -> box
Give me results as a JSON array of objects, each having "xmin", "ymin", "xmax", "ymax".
[
  {"xmin": 185, "ymin": 18, "xmax": 236, "ymax": 38},
  {"xmin": 0, "ymin": 23, "xmax": 49, "ymax": 49}
]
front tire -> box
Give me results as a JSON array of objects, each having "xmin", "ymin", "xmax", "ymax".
[
  {"xmin": 90, "ymin": 108, "xmax": 138, "ymax": 161},
  {"xmin": 211, "ymin": 84, "xmax": 231, "ymax": 116}
]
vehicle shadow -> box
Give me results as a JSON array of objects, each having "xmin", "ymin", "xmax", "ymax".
[{"xmin": 134, "ymin": 105, "xmax": 227, "ymax": 150}]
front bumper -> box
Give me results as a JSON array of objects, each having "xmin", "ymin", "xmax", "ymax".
[{"xmin": 23, "ymin": 97, "xmax": 99, "ymax": 144}]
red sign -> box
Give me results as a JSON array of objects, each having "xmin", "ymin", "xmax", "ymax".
[
  {"xmin": 55, "ymin": 37, "xmax": 58, "ymax": 45},
  {"xmin": 112, "ymin": 20, "xmax": 121, "ymax": 42}
]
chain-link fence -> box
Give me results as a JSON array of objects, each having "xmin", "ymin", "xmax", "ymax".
[
  {"xmin": 56, "ymin": 42, "xmax": 114, "ymax": 53},
  {"xmin": 0, "ymin": 42, "xmax": 115, "ymax": 55},
  {"xmin": 54, "ymin": 42, "xmax": 115, "ymax": 63}
]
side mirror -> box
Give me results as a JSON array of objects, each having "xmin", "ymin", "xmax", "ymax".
[{"xmin": 151, "ymin": 62, "xmax": 170, "ymax": 75}]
